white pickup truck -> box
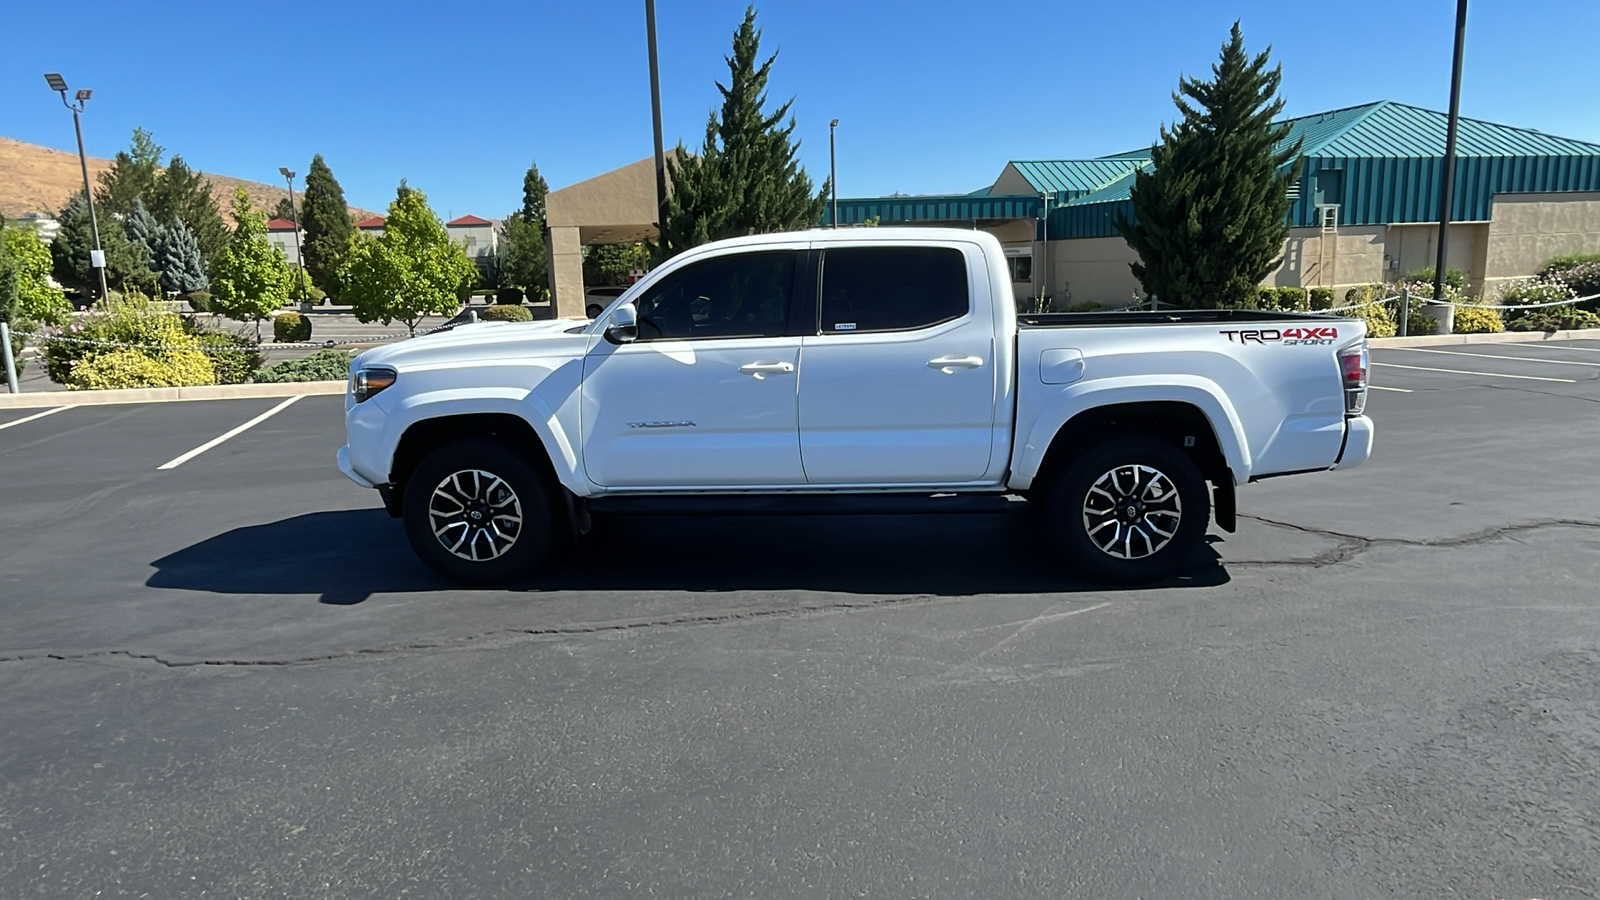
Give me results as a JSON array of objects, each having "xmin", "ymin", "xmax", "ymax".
[{"xmin": 339, "ymin": 228, "xmax": 1373, "ymax": 584}]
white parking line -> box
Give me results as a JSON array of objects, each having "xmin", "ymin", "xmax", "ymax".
[
  {"xmin": 156, "ymin": 396, "xmax": 305, "ymax": 470},
  {"xmin": 1369, "ymin": 385, "xmax": 1413, "ymax": 393},
  {"xmin": 1516, "ymin": 342, "xmax": 1600, "ymax": 353},
  {"xmin": 0, "ymin": 405, "xmax": 76, "ymax": 431},
  {"xmin": 1385, "ymin": 346, "xmax": 1600, "ymax": 368},
  {"xmin": 1373, "ymin": 362, "xmax": 1576, "ymax": 383}
]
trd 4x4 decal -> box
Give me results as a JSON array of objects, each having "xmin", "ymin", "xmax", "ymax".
[{"xmin": 1220, "ymin": 326, "xmax": 1339, "ymax": 346}]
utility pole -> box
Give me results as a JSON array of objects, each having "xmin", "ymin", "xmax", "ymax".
[
  {"xmin": 45, "ymin": 74, "xmax": 108, "ymax": 306},
  {"xmin": 645, "ymin": 0, "xmax": 669, "ymax": 240},
  {"xmin": 1432, "ymin": 0, "xmax": 1469, "ymax": 309}
]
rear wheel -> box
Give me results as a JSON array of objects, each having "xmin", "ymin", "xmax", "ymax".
[
  {"xmin": 1046, "ymin": 436, "xmax": 1209, "ymax": 584},
  {"xmin": 402, "ymin": 438, "xmax": 552, "ymax": 584}
]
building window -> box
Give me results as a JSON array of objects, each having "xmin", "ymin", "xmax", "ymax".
[{"xmin": 1008, "ymin": 255, "xmax": 1033, "ymax": 283}]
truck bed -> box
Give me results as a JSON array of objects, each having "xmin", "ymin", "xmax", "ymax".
[{"xmin": 1019, "ymin": 309, "xmax": 1352, "ymax": 328}]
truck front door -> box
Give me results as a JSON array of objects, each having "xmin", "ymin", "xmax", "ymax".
[{"xmin": 581, "ymin": 248, "xmax": 808, "ymax": 488}]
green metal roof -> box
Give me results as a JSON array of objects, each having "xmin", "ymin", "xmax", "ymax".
[
  {"xmin": 1289, "ymin": 100, "xmax": 1600, "ymax": 159},
  {"xmin": 824, "ymin": 194, "xmax": 1041, "ymax": 227},
  {"xmin": 1005, "ymin": 160, "xmax": 1145, "ymax": 198}
]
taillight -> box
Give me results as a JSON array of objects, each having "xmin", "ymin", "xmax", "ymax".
[{"xmin": 1339, "ymin": 345, "xmax": 1368, "ymax": 415}]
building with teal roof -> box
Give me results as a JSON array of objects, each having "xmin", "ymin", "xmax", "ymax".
[{"xmin": 826, "ymin": 101, "xmax": 1600, "ymax": 307}]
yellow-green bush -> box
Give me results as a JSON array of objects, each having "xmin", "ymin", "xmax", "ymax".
[
  {"xmin": 273, "ymin": 312, "xmax": 312, "ymax": 342},
  {"xmin": 41, "ymin": 296, "xmax": 205, "ymax": 384},
  {"xmin": 1451, "ymin": 305, "xmax": 1504, "ymax": 334},
  {"xmin": 66, "ymin": 347, "xmax": 216, "ymax": 390},
  {"xmin": 1347, "ymin": 301, "xmax": 1396, "ymax": 338},
  {"xmin": 478, "ymin": 304, "xmax": 533, "ymax": 322}
]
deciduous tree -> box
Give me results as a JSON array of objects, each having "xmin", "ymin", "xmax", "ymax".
[
  {"xmin": 210, "ymin": 188, "xmax": 293, "ymax": 335},
  {"xmin": 337, "ymin": 182, "xmax": 477, "ymax": 335},
  {"xmin": 655, "ymin": 5, "xmax": 827, "ymax": 259},
  {"xmin": 1115, "ymin": 22, "xmax": 1301, "ymax": 309},
  {"xmin": 1, "ymin": 223, "xmax": 70, "ymax": 324}
]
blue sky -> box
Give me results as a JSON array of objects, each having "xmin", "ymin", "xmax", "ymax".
[{"xmin": 3, "ymin": 1, "xmax": 1596, "ymax": 218}]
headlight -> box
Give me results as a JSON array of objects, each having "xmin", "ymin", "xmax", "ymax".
[{"xmin": 351, "ymin": 366, "xmax": 397, "ymax": 402}]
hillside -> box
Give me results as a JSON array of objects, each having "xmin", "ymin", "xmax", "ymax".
[{"xmin": 0, "ymin": 136, "xmax": 375, "ymax": 222}]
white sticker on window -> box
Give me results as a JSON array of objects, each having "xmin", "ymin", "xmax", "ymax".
[{"xmin": 834, "ymin": 323, "xmax": 856, "ymax": 331}]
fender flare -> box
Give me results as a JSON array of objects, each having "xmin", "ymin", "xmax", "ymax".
[
  {"xmin": 1010, "ymin": 375, "xmax": 1252, "ymax": 490},
  {"xmin": 380, "ymin": 387, "xmax": 588, "ymax": 494}
]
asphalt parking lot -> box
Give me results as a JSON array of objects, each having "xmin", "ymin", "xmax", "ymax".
[{"xmin": 3, "ymin": 337, "xmax": 1600, "ymax": 898}]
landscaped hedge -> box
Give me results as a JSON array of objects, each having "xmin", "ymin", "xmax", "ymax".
[
  {"xmin": 187, "ymin": 323, "xmax": 263, "ymax": 384},
  {"xmin": 1451, "ymin": 305, "xmax": 1504, "ymax": 334},
  {"xmin": 1308, "ymin": 287, "xmax": 1334, "ymax": 311},
  {"xmin": 273, "ymin": 312, "xmax": 312, "ymax": 343},
  {"xmin": 478, "ymin": 304, "xmax": 533, "ymax": 322},
  {"xmin": 42, "ymin": 294, "xmax": 218, "ymax": 389},
  {"xmin": 495, "ymin": 287, "xmax": 525, "ymax": 305},
  {"xmin": 251, "ymin": 348, "xmax": 354, "ymax": 383}
]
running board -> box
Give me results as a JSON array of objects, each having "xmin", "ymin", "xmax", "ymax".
[{"xmin": 584, "ymin": 492, "xmax": 1021, "ymax": 517}]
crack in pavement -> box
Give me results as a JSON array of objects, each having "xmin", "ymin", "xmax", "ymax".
[{"xmin": 6, "ymin": 519, "xmax": 1598, "ymax": 671}]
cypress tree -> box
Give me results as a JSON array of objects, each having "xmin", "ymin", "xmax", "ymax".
[
  {"xmin": 300, "ymin": 154, "xmax": 354, "ymax": 295},
  {"xmin": 519, "ymin": 162, "xmax": 548, "ymax": 227},
  {"xmin": 656, "ymin": 5, "xmax": 827, "ymax": 259},
  {"xmin": 499, "ymin": 161, "xmax": 550, "ymax": 297},
  {"xmin": 1115, "ymin": 22, "xmax": 1302, "ymax": 309}
]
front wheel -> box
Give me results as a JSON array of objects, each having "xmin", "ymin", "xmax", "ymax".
[
  {"xmin": 402, "ymin": 438, "xmax": 552, "ymax": 584},
  {"xmin": 1045, "ymin": 436, "xmax": 1210, "ymax": 584}
]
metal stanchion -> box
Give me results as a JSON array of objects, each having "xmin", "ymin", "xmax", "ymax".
[
  {"xmin": 1398, "ymin": 283, "xmax": 1410, "ymax": 337},
  {"xmin": 1, "ymin": 322, "xmax": 19, "ymax": 394}
]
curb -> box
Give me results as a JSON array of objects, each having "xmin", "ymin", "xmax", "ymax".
[
  {"xmin": 1369, "ymin": 329, "xmax": 1596, "ymax": 348},
  {"xmin": 0, "ymin": 380, "xmax": 345, "ymax": 410}
]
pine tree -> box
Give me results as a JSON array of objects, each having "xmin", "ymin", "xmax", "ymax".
[
  {"xmin": 1115, "ymin": 22, "xmax": 1302, "ymax": 309},
  {"xmin": 155, "ymin": 219, "xmax": 210, "ymax": 294},
  {"xmin": 95, "ymin": 128, "xmax": 165, "ymax": 218},
  {"xmin": 123, "ymin": 199, "xmax": 165, "ymax": 291},
  {"xmin": 519, "ymin": 162, "xmax": 548, "ymax": 227},
  {"xmin": 148, "ymin": 156, "xmax": 229, "ymax": 266},
  {"xmin": 656, "ymin": 5, "xmax": 827, "ymax": 259},
  {"xmin": 270, "ymin": 197, "xmax": 298, "ymax": 224},
  {"xmin": 50, "ymin": 193, "xmax": 150, "ymax": 298},
  {"xmin": 300, "ymin": 154, "xmax": 354, "ymax": 295}
]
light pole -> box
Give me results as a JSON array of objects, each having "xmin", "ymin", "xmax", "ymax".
[
  {"xmin": 644, "ymin": 0, "xmax": 669, "ymax": 239},
  {"xmin": 44, "ymin": 73, "xmax": 108, "ymax": 306},
  {"xmin": 279, "ymin": 166, "xmax": 308, "ymax": 304},
  {"xmin": 1432, "ymin": 0, "xmax": 1469, "ymax": 315},
  {"xmin": 829, "ymin": 119, "xmax": 840, "ymax": 227}
]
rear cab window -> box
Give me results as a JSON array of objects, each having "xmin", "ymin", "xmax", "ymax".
[{"xmin": 818, "ymin": 246, "xmax": 968, "ymax": 334}]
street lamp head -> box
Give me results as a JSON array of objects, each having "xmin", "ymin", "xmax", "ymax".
[
  {"xmin": 831, "ymin": 118, "xmax": 839, "ymax": 128},
  {"xmin": 279, "ymin": 167, "xmax": 295, "ymax": 180},
  {"xmin": 44, "ymin": 73, "xmax": 67, "ymax": 92},
  {"xmin": 74, "ymin": 89, "xmax": 92, "ymax": 102}
]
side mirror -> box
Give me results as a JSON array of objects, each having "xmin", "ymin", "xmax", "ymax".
[{"xmin": 604, "ymin": 302, "xmax": 638, "ymax": 344}]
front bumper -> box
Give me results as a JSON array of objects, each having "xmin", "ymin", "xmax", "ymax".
[
  {"xmin": 1334, "ymin": 415, "xmax": 1374, "ymax": 469},
  {"xmin": 337, "ymin": 445, "xmax": 376, "ymax": 488}
]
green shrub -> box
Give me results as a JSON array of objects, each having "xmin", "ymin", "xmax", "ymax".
[
  {"xmin": 1344, "ymin": 283, "xmax": 1389, "ymax": 306},
  {"xmin": 1338, "ymin": 288, "xmax": 1397, "ymax": 338},
  {"xmin": 302, "ymin": 282, "xmax": 327, "ymax": 304},
  {"xmin": 183, "ymin": 290, "xmax": 212, "ymax": 313},
  {"xmin": 1451, "ymin": 305, "xmax": 1504, "ymax": 334},
  {"xmin": 1507, "ymin": 306, "xmax": 1600, "ymax": 333},
  {"xmin": 1308, "ymin": 287, "xmax": 1334, "ymax": 311},
  {"xmin": 495, "ymin": 287, "xmax": 525, "ymax": 305},
  {"xmin": 41, "ymin": 296, "xmax": 204, "ymax": 384},
  {"xmin": 273, "ymin": 312, "xmax": 312, "ymax": 343},
  {"xmin": 1274, "ymin": 286, "xmax": 1308, "ymax": 311},
  {"xmin": 1063, "ymin": 300, "xmax": 1103, "ymax": 313},
  {"xmin": 251, "ymin": 348, "xmax": 354, "ymax": 383},
  {"xmin": 1536, "ymin": 258, "xmax": 1600, "ymax": 305},
  {"xmin": 185, "ymin": 323, "xmax": 262, "ymax": 384},
  {"xmin": 478, "ymin": 304, "xmax": 533, "ymax": 322},
  {"xmin": 1404, "ymin": 266, "xmax": 1468, "ymax": 291},
  {"xmin": 1540, "ymin": 252, "xmax": 1600, "ymax": 271},
  {"xmin": 66, "ymin": 347, "xmax": 216, "ymax": 390}
]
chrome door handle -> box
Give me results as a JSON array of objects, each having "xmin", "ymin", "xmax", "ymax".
[
  {"xmin": 927, "ymin": 355, "xmax": 984, "ymax": 373},
  {"xmin": 739, "ymin": 361, "xmax": 795, "ymax": 379}
]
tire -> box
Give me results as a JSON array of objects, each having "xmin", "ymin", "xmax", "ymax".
[
  {"xmin": 402, "ymin": 438, "xmax": 553, "ymax": 584},
  {"xmin": 1045, "ymin": 435, "xmax": 1210, "ymax": 584},
  {"xmin": 586, "ymin": 303, "xmax": 604, "ymax": 320}
]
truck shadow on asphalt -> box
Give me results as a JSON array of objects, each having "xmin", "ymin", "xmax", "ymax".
[{"xmin": 147, "ymin": 507, "xmax": 1230, "ymax": 605}]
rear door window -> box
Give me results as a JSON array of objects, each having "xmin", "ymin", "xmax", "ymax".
[{"xmin": 818, "ymin": 247, "xmax": 968, "ymax": 334}]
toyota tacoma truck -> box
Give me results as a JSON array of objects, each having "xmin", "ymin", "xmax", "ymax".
[{"xmin": 338, "ymin": 228, "xmax": 1373, "ymax": 584}]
